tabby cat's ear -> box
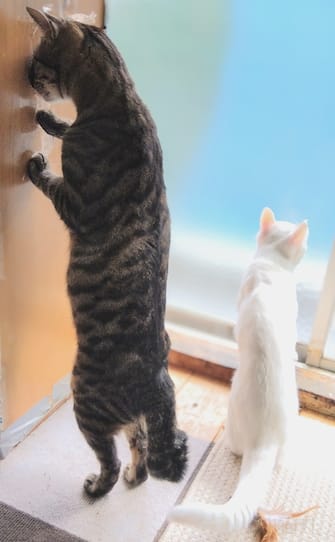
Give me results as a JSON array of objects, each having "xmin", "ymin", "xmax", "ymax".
[
  {"xmin": 260, "ymin": 207, "xmax": 275, "ymax": 233},
  {"xmin": 26, "ymin": 7, "xmax": 61, "ymax": 39},
  {"xmin": 289, "ymin": 220, "xmax": 309, "ymax": 246}
]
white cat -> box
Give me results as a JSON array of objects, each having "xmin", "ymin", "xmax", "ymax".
[{"xmin": 169, "ymin": 207, "xmax": 309, "ymax": 533}]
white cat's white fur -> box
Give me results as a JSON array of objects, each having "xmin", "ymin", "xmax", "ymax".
[{"xmin": 169, "ymin": 207, "xmax": 308, "ymax": 532}]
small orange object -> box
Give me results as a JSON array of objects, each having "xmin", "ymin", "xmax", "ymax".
[{"xmin": 255, "ymin": 505, "xmax": 319, "ymax": 541}]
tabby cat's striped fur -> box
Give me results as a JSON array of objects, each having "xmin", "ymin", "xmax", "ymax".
[{"xmin": 26, "ymin": 7, "xmax": 188, "ymax": 497}]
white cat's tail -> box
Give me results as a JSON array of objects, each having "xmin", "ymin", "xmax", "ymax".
[{"xmin": 169, "ymin": 446, "xmax": 277, "ymax": 533}]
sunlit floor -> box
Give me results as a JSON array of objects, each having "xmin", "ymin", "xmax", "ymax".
[
  {"xmin": 0, "ymin": 367, "xmax": 229, "ymax": 542},
  {"xmin": 0, "ymin": 365, "xmax": 333, "ymax": 542}
]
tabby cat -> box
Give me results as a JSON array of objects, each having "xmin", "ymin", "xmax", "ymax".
[{"xmin": 26, "ymin": 7, "xmax": 188, "ymax": 498}]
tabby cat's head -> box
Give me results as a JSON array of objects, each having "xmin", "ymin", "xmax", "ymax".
[
  {"xmin": 27, "ymin": 7, "xmax": 85, "ymax": 101},
  {"xmin": 27, "ymin": 7, "xmax": 113, "ymax": 103},
  {"xmin": 257, "ymin": 207, "xmax": 309, "ymax": 267}
]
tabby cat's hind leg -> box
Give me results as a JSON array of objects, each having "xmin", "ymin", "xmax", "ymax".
[
  {"xmin": 123, "ymin": 417, "xmax": 148, "ymax": 488},
  {"xmin": 146, "ymin": 371, "xmax": 188, "ymax": 482},
  {"xmin": 78, "ymin": 427, "xmax": 121, "ymax": 498}
]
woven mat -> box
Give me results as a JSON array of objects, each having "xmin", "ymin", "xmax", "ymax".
[
  {"xmin": 0, "ymin": 501, "xmax": 86, "ymax": 542},
  {"xmin": 160, "ymin": 415, "xmax": 335, "ymax": 542}
]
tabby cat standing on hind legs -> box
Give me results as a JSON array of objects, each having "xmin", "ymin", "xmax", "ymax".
[
  {"xmin": 170, "ymin": 207, "xmax": 309, "ymax": 532},
  {"xmin": 25, "ymin": 7, "xmax": 188, "ymax": 498}
]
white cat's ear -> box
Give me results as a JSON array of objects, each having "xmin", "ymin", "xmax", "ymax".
[
  {"xmin": 260, "ymin": 207, "xmax": 275, "ymax": 233},
  {"xmin": 26, "ymin": 7, "xmax": 61, "ymax": 39},
  {"xmin": 289, "ymin": 220, "xmax": 309, "ymax": 246}
]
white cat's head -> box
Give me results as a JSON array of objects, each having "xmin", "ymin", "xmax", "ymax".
[{"xmin": 256, "ymin": 207, "xmax": 309, "ymax": 268}]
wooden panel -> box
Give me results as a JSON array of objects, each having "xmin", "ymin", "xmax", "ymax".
[
  {"xmin": 169, "ymin": 366, "xmax": 193, "ymax": 393},
  {"xmin": 174, "ymin": 370, "xmax": 230, "ymax": 442},
  {"xmin": 0, "ymin": 1, "xmax": 104, "ymax": 428},
  {"xmin": 169, "ymin": 349, "xmax": 235, "ymax": 382},
  {"xmin": 169, "ymin": 365, "xmax": 335, "ymax": 458},
  {"xmin": 169, "ymin": 350, "xmax": 335, "ymax": 419}
]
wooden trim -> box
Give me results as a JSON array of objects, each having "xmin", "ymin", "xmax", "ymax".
[
  {"xmin": 169, "ymin": 350, "xmax": 234, "ymax": 383},
  {"xmin": 169, "ymin": 349, "xmax": 335, "ymax": 419},
  {"xmin": 298, "ymin": 390, "xmax": 335, "ymax": 419}
]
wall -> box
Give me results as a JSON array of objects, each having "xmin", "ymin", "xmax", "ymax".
[{"xmin": 0, "ymin": 0, "xmax": 104, "ymax": 456}]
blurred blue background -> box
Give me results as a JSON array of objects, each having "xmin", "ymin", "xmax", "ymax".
[{"xmin": 106, "ymin": 0, "xmax": 335, "ymax": 261}]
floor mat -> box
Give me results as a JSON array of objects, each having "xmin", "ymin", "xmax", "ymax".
[
  {"xmin": 0, "ymin": 501, "xmax": 86, "ymax": 542},
  {"xmin": 160, "ymin": 415, "xmax": 335, "ymax": 542},
  {"xmin": 0, "ymin": 399, "xmax": 210, "ymax": 542}
]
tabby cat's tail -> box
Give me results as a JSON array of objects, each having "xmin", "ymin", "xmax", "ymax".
[{"xmin": 169, "ymin": 446, "xmax": 277, "ymax": 533}]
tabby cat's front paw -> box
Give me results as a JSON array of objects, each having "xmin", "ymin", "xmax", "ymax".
[
  {"xmin": 36, "ymin": 110, "xmax": 55, "ymax": 133},
  {"xmin": 27, "ymin": 152, "xmax": 47, "ymax": 182},
  {"xmin": 36, "ymin": 110, "xmax": 69, "ymax": 138}
]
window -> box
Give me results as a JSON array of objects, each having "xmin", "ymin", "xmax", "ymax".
[{"xmin": 107, "ymin": 1, "xmax": 335, "ymax": 396}]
